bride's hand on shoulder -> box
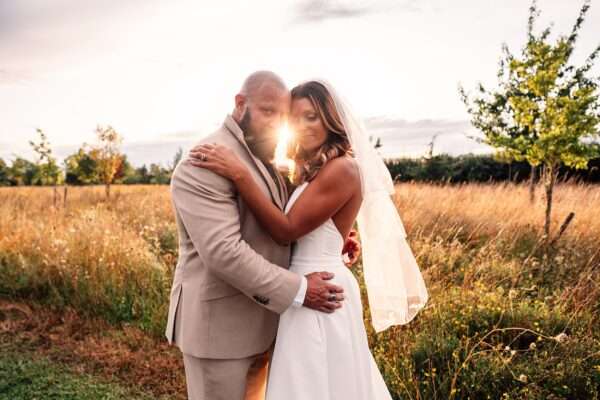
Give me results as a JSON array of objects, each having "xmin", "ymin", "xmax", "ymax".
[{"xmin": 188, "ymin": 143, "xmax": 248, "ymax": 182}]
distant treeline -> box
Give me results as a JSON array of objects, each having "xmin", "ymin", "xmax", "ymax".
[
  {"xmin": 0, "ymin": 154, "xmax": 174, "ymax": 187},
  {"xmin": 387, "ymin": 154, "xmax": 600, "ymax": 184},
  {"xmin": 2, "ymin": 153, "xmax": 600, "ymax": 187}
]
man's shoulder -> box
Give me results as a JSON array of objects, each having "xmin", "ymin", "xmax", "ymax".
[
  {"xmin": 170, "ymin": 125, "xmax": 239, "ymax": 192},
  {"xmin": 192, "ymin": 125, "xmax": 243, "ymax": 152}
]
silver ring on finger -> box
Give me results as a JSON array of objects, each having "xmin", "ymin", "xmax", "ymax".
[{"xmin": 328, "ymin": 294, "xmax": 336, "ymax": 302}]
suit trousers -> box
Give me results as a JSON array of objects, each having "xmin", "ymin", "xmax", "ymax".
[
  {"xmin": 182, "ymin": 349, "xmax": 270, "ymax": 400},
  {"xmin": 174, "ymin": 294, "xmax": 271, "ymax": 400}
]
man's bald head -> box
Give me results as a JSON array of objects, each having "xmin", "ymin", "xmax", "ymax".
[
  {"xmin": 239, "ymin": 71, "xmax": 287, "ymax": 99},
  {"xmin": 232, "ymin": 71, "xmax": 291, "ymax": 162}
]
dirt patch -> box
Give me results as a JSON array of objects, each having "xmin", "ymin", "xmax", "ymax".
[{"xmin": 0, "ymin": 299, "xmax": 186, "ymax": 399}]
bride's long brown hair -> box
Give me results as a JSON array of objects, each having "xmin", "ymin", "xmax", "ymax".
[{"xmin": 287, "ymin": 81, "xmax": 353, "ymax": 185}]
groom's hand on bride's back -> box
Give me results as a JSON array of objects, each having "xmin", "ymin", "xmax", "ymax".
[{"xmin": 303, "ymin": 272, "xmax": 345, "ymax": 313}]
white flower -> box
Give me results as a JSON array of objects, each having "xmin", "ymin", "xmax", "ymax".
[
  {"xmin": 554, "ymin": 333, "xmax": 568, "ymax": 343},
  {"xmin": 518, "ymin": 374, "xmax": 528, "ymax": 383}
]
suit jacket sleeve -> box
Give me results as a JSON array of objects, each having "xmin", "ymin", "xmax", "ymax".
[{"xmin": 171, "ymin": 160, "xmax": 302, "ymax": 314}]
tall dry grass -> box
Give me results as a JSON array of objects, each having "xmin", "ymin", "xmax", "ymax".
[
  {"xmin": 0, "ymin": 185, "xmax": 176, "ymax": 333},
  {"xmin": 396, "ymin": 181, "xmax": 600, "ymax": 245},
  {"xmin": 0, "ymin": 182, "xmax": 599, "ymax": 398}
]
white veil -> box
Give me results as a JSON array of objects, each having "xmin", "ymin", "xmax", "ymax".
[{"xmin": 315, "ymin": 79, "xmax": 429, "ymax": 332}]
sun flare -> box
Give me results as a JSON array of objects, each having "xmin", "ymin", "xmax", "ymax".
[{"xmin": 274, "ymin": 123, "xmax": 294, "ymax": 170}]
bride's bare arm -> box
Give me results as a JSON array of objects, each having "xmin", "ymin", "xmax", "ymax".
[{"xmin": 189, "ymin": 144, "xmax": 358, "ymax": 245}]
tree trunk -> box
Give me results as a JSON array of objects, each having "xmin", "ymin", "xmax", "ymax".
[
  {"xmin": 63, "ymin": 185, "xmax": 68, "ymax": 208},
  {"xmin": 105, "ymin": 183, "xmax": 110, "ymax": 199},
  {"xmin": 543, "ymin": 164, "xmax": 557, "ymax": 239},
  {"xmin": 529, "ymin": 164, "xmax": 536, "ymax": 204}
]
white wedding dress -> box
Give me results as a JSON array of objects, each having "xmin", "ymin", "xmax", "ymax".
[{"xmin": 265, "ymin": 181, "xmax": 393, "ymax": 400}]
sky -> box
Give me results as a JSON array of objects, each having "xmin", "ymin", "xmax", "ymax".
[{"xmin": 1, "ymin": 0, "xmax": 599, "ymax": 167}]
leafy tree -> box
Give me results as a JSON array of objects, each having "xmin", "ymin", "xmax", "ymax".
[
  {"xmin": 139, "ymin": 165, "xmax": 151, "ymax": 183},
  {"xmin": 116, "ymin": 155, "xmax": 135, "ymax": 184},
  {"xmin": 460, "ymin": 0, "xmax": 600, "ymax": 238},
  {"xmin": 90, "ymin": 125, "xmax": 123, "ymax": 199},
  {"xmin": 148, "ymin": 164, "xmax": 170, "ymax": 184},
  {"xmin": 29, "ymin": 128, "xmax": 64, "ymax": 206},
  {"xmin": 64, "ymin": 147, "xmax": 99, "ymax": 185},
  {"xmin": 0, "ymin": 158, "xmax": 9, "ymax": 186},
  {"xmin": 6, "ymin": 157, "xmax": 38, "ymax": 186}
]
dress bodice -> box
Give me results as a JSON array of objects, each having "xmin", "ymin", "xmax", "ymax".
[{"xmin": 284, "ymin": 182, "xmax": 344, "ymax": 269}]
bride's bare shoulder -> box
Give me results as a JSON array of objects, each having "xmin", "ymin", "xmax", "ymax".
[{"xmin": 316, "ymin": 156, "xmax": 360, "ymax": 185}]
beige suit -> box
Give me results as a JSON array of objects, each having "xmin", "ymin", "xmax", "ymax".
[{"xmin": 165, "ymin": 115, "xmax": 302, "ymax": 399}]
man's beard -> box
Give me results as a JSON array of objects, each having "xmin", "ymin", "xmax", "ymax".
[{"xmin": 240, "ymin": 110, "xmax": 278, "ymax": 163}]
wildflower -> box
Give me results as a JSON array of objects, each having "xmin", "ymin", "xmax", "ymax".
[
  {"xmin": 518, "ymin": 374, "xmax": 528, "ymax": 383},
  {"xmin": 529, "ymin": 342, "xmax": 536, "ymax": 350},
  {"xmin": 554, "ymin": 333, "xmax": 568, "ymax": 343}
]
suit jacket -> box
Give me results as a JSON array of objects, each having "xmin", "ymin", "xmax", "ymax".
[{"xmin": 165, "ymin": 115, "xmax": 302, "ymax": 359}]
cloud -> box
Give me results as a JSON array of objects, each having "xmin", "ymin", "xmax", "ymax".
[
  {"xmin": 0, "ymin": 68, "xmax": 35, "ymax": 86},
  {"xmin": 363, "ymin": 116, "xmax": 492, "ymax": 158},
  {"xmin": 290, "ymin": 0, "xmax": 421, "ymax": 24},
  {"xmin": 0, "ymin": 0, "xmax": 154, "ymax": 82}
]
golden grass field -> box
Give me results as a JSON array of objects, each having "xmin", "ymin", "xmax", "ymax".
[{"xmin": 0, "ymin": 183, "xmax": 599, "ymax": 399}]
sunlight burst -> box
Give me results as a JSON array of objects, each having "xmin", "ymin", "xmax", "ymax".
[{"xmin": 274, "ymin": 123, "xmax": 294, "ymax": 170}]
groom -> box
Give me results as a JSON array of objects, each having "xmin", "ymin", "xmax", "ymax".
[{"xmin": 166, "ymin": 71, "xmax": 354, "ymax": 400}]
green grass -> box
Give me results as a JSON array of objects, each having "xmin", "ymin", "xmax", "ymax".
[{"xmin": 0, "ymin": 351, "xmax": 156, "ymax": 400}]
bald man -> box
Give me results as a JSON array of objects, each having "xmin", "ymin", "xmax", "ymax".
[{"xmin": 165, "ymin": 71, "xmax": 345, "ymax": 400}]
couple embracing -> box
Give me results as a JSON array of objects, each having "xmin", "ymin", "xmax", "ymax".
[{"xmin": 165, "ymin": 71, "xmax": 428, "ymax": 400}]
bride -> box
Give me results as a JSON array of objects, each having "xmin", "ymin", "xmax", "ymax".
[{"xmin": 188, "ymin": 80, "xmax": 428, "ymax": 399}]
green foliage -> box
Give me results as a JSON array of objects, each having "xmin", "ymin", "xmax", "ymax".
[
  {"xmin": 0, "ymin": 351, "xmax": 154, "ymax": 400},
  {"xmin": 65, "ymin": 147, "xmax": 99, "ymax": 185},
  {"xmin": 358, "ymin": 235, "xmax": 600, "ymax": 400},
  {"xmin": 386, "ymin": 154, "xmax": 534, "ymax": 183},
  {"xmin": 122, "ymin": 164, "xmax": 172, "ymax": 185},
  {"xmin": 6, "ymin": 157, "xmax": 39, "ymax": 186},
  {"xmin": 29, "ymin": 128, "xmax": 64, "ymax": 186},
  {"xmin": 460, "ymin": 1, "xmax": 600, "ymax": 171},
  {"xmin": 0, "ymin": 248, "xmax": 171, "ymax": 337},
  {"xmin": 0, "ymin": 159, "xmax": 9, "ymax": 186}
]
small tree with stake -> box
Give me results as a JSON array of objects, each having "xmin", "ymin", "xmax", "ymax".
[
  {"xmin": 29, "ymin": 128, "xmax": 64, "ymax": 206},
  {"xmin": 460, "ymin": 0, "xmax": 600, "ymax": 241}
]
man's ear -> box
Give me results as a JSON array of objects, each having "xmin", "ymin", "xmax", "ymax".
[{"xmin": 234, "ymin": 94, "xmax": 247, "ymax": 114}]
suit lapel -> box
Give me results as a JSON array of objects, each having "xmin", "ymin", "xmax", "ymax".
[{"xmin": 223, "ymin": 115, "xmax": 284, "ymax": 210}]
